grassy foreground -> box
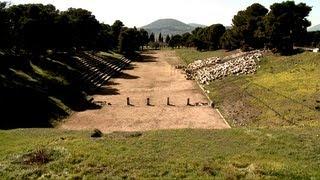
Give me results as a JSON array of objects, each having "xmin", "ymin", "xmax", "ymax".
[{"xmin": 1, "ymin": 128, "xmax": 320, "ymax": 179}]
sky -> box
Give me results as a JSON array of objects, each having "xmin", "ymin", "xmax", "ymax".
[{"xmin": 8, "ymin": 0, "xmax": 320, "ymax": 27}]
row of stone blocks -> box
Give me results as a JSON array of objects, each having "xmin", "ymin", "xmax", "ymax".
[{"xmin": 125, "ymin": 97, "xmax": 211, "ymax": 107}]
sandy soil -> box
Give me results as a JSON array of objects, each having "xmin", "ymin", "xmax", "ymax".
[{"xmin": 60, "ymin": 50, "xmax": 230, "ymax": 132}]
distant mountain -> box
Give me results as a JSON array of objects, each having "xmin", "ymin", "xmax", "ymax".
[
  {"xmin": 308, "ymin": 24, "xmax": 320, "ymax": 32},
  {"xmin": 188, "ymin": 23, "xmax": 206, "ymax": 28},
  {"xmin": 141, "ymin": 19, "xmax": 196, "ymax": 36}
]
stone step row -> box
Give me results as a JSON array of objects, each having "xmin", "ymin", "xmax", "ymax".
[{"xmin": 72, "ymin": 53, "xmax": 131, "ymax": 90}]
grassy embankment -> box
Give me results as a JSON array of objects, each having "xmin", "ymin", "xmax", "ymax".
[
  {"xmin": 0, "ymin": 48, "xmax": 319, "ymax": 179},
  {"xmin": 175, "ymin": 48, "xmax": 236, "ymax": 64},
  {"xmin": 0, "ymin": 50, "xmax": 123, "ymax": 128},
  {"xmin": 176, "ymin": 48, "xmax": 320, "ymax": 127}
]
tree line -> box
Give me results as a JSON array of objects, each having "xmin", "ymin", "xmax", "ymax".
[
  {"xmin": 0, "ymin": 1, "xmax": 318, "ymax": 56},
  {"xmin": 0, "ymin": 2, "xmax": 149, "ymax": 57},
  {"xmin": 152, "ymin": 1, "xmax": 316, "ymax": 55}
]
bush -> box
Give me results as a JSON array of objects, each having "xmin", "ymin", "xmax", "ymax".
[
  {"xmin": 149, "ymin": 42, "xmax": 160, "ymax": 50},
  {"xmin": 22, "ymin": 149, "xmax": 52, "ymax": 165}
]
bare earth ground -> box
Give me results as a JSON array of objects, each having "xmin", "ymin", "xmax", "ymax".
[{"xmin": 60, "ymin": 50, "xmax": 230, "ymax": 132}]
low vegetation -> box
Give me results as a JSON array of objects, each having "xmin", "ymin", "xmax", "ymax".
[
  {"xmin": 0, "ymin": 128, "xmax": 319, "ymax": 179},
  {"xmin": 175, "ymin": 48, "xmax": 235, "ymax": 64}
]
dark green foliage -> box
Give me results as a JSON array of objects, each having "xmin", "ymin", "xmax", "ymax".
[
  {"xmin": 0, "ymin": 2, "xmax": 145, "ymax": 54},
  {"xmin": 8, "ymin": 4, "xmax": 59, "ymax": 53},
  {"xmin": 119, "ymin": 27, "xmax": 141, "ymax": 54},
  {"xmin": 149, "ymin": 32, "xmax": 155, "ymax": 42},
  {"xmin": 181, "ymin": 33, "xmax": 193, "ymax": 47},
  {"xmin": 168, "ymin": 35, "xmax": 182, "ymax": 48},
  {"xmin": 229, "ymin": 3, "xmax": 268, "ymax": 50},
  {"xmin": 158, "ymin": 33, "xmax": 163, "ymax": 43},
  {"xmin": 0, "ymin": 2, "xmax": 11, "ymax": 48},
  {"xmin": 4, "ymin": 4, "xmax": 123, "ymax": 53},
  {"xmin": 139, "ymin": 29, "xmax": 149, "ymax": 50},
  {"xmin": 53, "ymin": 14, "xmax": 73, "ymax": 51},
  {"xmin": 111, "ymin": 20, "xmax": 124, "ymax": 48},
  {"xmin": 96, "ymin": 23, "xmax": 114, "ymax": 51},
  {"xmin": 206, "ymin": 24, "xmax": 226, "ymax": 50},
  {"xmin": 62, "ymin": 8, "xmax": 100, "ymax": 49},
  {"xmin": 0, "ymin": 2, "xmax": 145, "ymax": 56},
  {"xmin": 304, "ymin": 31, "xmax": 320, "ymax": 47},
  {"xmin": 191, "ymin": 27, "xmax": 207, "ymax": 51},
  {"xmin": 165, "ymin": 35, "xmax": 171, "ymax": 43},
  {"xmin": 265, "ymin": 1, "xmax": 312, "ymax": 54},
  {"xmin": 220, "ymin": 2, "xmax": 312, "ymax": 54},
  {"xmin": 220, "ymin": 29, "xmax": 240, "ymax": 50},
  {"xmin": 190, "ymin": 24, "xmax": 226, "ymax": 51}
]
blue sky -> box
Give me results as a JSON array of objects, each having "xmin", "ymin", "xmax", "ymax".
[{"xmin": 8, "ymin": 0, "xmax": 320, "ymax": 27}]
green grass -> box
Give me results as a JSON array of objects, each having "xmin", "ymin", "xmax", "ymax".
[
  {"xmin": 176, "ymin": 49, "xmax": 320, "ymax": 127},
  {"xmin": 31, "ymin": 63, "xmax": 70, "ymax": 86},
  {"xmin": 0, "ymin": 128, "xmax": 319, "ymax": 179},
  {"xmin": 97, "ymin": 51, "xmax": 122, "ymax": 60},
  {"xmin": 175, "ymin": 48, "xmax": 236, "ymax": 64},
  {"xmin": 9, "ymin": 68, "xmax": 38, "ymax": 82}
]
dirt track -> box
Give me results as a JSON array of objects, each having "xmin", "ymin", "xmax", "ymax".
[{"xmin": 60, "ymin": 50, "xmax": 230, "ymax": 132}]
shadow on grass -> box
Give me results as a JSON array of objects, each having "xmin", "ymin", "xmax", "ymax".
[
  {"xmin": 122, "ymin": 64, "xmax": 136, "ymax": 70},
  {"xmin": 0, "ymin": 89, "xmax": 57, "ymax": 129},
  {"xmin": 91, "ymin": 86, "xmax": 120, "ymax": 96},
  {"xmin": 142, "ymin": 50, "xmax": 157, "ymax": 54},
  {"xmin": 132, "ymin": 54, "xmax": 157, "ymax": 63},
  {"xmin": 104, "ymin": 81, "xmax": 120, "ymax": 86},
  {"xmin": 114, "ymin": 72, "xmax": 140, "ymax": 79},
  {"xmin": 279, "ymin": 48, "xmax": 305, "ymax": 56}
]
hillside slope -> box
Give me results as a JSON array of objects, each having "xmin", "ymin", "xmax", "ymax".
[
  {"xmin": 0, "ymin": 51, "xmax": 124, "ymax": 129},
  {"xmin": 188, "ymin": 23, "xmax": 206, "ymax": 28},
  {"xmin": 308, "ymin": 24, "xmax": 320, "ymax": 32},
  {"xmin": 176, "ymin": 49, "xmax": 320, "ymax": 127},
  {"xmin": 141, "ymin": 19, "xmax": 195, "ymax": 36}
]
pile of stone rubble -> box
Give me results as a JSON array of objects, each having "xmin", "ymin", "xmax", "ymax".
[
  {"xmin": 185, "ymin": 50, "xmax": 264, "ymax": 84},
  {"xmin": 186, "ymin": 57, "xmax": 221, "ymax": 72}
]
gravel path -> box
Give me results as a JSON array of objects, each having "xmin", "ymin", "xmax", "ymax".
[{"xmin": 60, "ymin": 50, "xmax": 230, "ymax": 132}]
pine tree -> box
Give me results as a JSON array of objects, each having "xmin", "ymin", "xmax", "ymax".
[
  {"xmin": 165, "ymin": 35, "xmax": 171, "ymax": 44},
  {"xmin": 158, "ymin": 33, "xmax": 163, "ymax": 43},
  {"xmin": 149, "ymin": 33, "xmax": 155, "ymax": 42}
]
